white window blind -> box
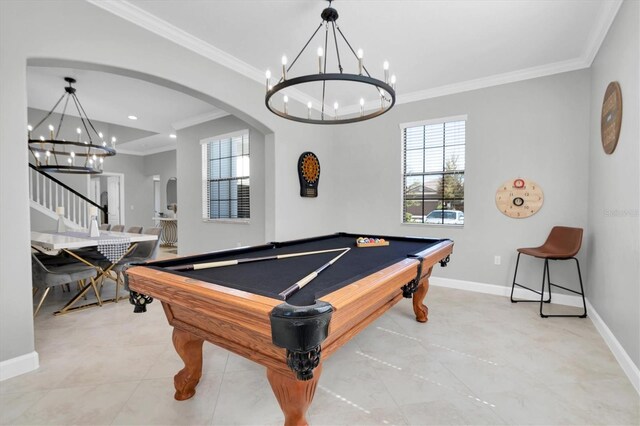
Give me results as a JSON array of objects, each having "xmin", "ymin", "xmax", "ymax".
[
  {"xmin": 201, "ymin": 131, "xmax": 250, "ymax": 220},
  {"xmin": 402, "ymin": 118, "xmax": 466, "ymax": 225}
]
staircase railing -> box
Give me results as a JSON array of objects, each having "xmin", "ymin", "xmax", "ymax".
[{"xmin": 28, "ymin": 163, "xmax": 108, "ymax": 228}]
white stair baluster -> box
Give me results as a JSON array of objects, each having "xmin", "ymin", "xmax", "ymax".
[
  {"xmin": 28, "ymin": 168, "xmax": 101, "ymax": 230},
  {"xmin": 36, "ymin": 173, "xmax": 40, "ymax": 205},
  {"xmin": 29, "ymin": 169, "xmax": 34, "ymax": 202}
]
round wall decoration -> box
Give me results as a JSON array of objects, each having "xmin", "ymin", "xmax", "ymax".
[
  {"xmin": 601, "ymin": 81, "xmax": 623, "ymax": 155},
  {"xmin": 495, "ymin": 178, "xmax": 544, "ymax": 219},
  {"xmin": 297, "ymin": 152, "xmax": 320, "ymax": 197}
]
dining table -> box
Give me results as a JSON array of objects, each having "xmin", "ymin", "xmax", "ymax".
[{"xmin": 31, "ymin": 230, "xmax": 158, "ymax": 315}]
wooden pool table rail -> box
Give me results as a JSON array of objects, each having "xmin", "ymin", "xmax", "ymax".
[{"xmin": 125, "ymin": 238, "xmax": 453, "ymax": 425}]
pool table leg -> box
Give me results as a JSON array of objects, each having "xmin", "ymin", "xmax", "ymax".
[
  {"xmin": 412, "ymin": 266, "xmax": 433, "ymax": 323},
  {"xmin": 172, "ymin": 327, "xmax": 204, "ymax": 401},
  {"xmin": 267, "ymin": 364, "xmax": 323, "ymax": 426}
]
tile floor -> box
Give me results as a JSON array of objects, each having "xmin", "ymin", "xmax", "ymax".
[{"xmin": 1, "ymin": 270, "xmax": 638, "ymax": 425}]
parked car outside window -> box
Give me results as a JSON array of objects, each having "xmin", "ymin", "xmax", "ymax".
[{"xmin": 424, "ymin": 209, "xmax": 464, "ymax": 225}]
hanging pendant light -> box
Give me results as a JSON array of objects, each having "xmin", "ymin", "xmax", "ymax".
[
  {"xmin": 265, "ymin": 0, "xmax": 396, "ymax": 125},
  {"xmin": 27, "ymin": 77, "xmax": 116, "ymax": 174}
]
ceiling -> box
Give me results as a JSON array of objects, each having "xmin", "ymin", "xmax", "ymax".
[
  {"xmin": 113, "ymin": 0, "xmax": 620, "ymax": 113},
  {"xmin": 28, "ymin": 1, "xmax": 620, "ymax": 155}
]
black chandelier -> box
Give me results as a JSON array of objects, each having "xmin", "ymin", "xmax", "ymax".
[
  {"xmin": 27, "ymin": 77, "xmax": 116, "ymax": 174},
  {"xmin": 265, "ymin": 0, "xmax": 396, "ymax": 125}
]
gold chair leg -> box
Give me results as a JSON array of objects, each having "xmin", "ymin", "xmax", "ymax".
[
  {"xmin": 89, "ymin": 277, "xmax": 103, "ymax": 306},
  {"xmin": 79, "ymin": 280, "xmax": 89, "ymax": 300},
  {"xmin": 33, "ymin": 287, "xmax": 38, "ymax": 296},
  {"xmin": 115, "ymin": 272, "xmax": 120, "ymax": 302},
  {"xmin": 34, "ymin": 287, "xmax": 51, "ymax": 317},
  {"xmin": 53, "ymin": 277, "xmax": 104, "ymax": 316}
]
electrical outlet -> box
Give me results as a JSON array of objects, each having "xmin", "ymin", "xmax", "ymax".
[{"xmin": 494, "ymin": 255, "xmax": 501, "ymax": 265}]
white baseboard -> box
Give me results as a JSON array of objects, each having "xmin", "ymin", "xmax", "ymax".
[
  {"xmin": 430, "ymin": 277, "xmax": 639, "ymax": 395},
  {"xmin": 585, "ymin": 300, "xmax": 640, "ymax": 394},
  {"xmin": 430, "ymin": 277, "xmax": 584, "ymax": 307},
  {"xmin": 0, "ymin": 351, "xmax": 39, "ymax": 381}
]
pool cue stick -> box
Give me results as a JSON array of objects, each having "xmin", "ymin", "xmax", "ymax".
[
  {"xmin": 279, "ymin": 247, "xmax": 351, "ymax": 300},
  {"xmin": 165, "ymin": 247, "xmax": 351, "ymax": 272}
]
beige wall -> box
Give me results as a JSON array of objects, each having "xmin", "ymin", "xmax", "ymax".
[
  {"xmin": 176, "ymin": 116, "xmax": 267, "ymax": 254},
  {"xmin": 143, "ymin": 150, "xmax": 177, "ymax": 218},
  {"xmin": 329, "ymin": 70, "xmax": 591, "ymax": 290},
  {"xmin": 586, "ymin": 0, "xmax": 639, "ymax": 369}
]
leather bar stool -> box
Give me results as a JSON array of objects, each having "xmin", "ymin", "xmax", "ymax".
[{"xmin": 510, "ymin": 226, "xmax": 587, "ymax": 318}]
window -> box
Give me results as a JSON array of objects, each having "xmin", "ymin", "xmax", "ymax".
[
  {"xmin": 402, "ymin": 117, "xmax": 466, "ymax": 225},
  {"xmin": 201, "ymin": 130, "xmax": 250, "ymax": 220}
]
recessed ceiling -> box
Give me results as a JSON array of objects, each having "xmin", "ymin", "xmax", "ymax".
[
  {"xmin": 27, "ymin": 66, "xmax": 225, "ymax": 154},
  {"xmin": 108, "ymin": 0, "xmax": 621, "ymax": 112}
]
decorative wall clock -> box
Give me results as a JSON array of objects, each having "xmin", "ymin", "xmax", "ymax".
[
  {"xmin": 298, "ymin": 152, "xmax": 320, "ymax": 197},
  {"xmin": 495, "ymin": 178, "xmax": 544, "ymax": 219},
  {"xmin": 601, "ymin": 81, "xmax": 623, "ymax": 155}
]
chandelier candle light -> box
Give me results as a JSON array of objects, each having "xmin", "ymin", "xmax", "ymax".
[
  {"xmin": 264, "ymin": 0, "xmax": 396, "ymax": 124},
  {"xmin": 27, "ymin": 77, "xmax": 116, "ymax": 174}
]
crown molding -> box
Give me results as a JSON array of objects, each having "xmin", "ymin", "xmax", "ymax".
[
  {"xmin": 583, "ymin": 0, "xmax": 623, "ymax": 66},
  {"xmin": 112, "ymin": 148, "xmax": 143, "ymax": 156},
  {"xmin": 140, "ymin": 144, "xmax": 177, "ymax": 155},
  {"xmin": 171, "ymin": 110, "xmax": 230, "ymax": 130},
  {"xmin": 388, "ymin": 0, "xmax": 621, "ymax": 107},
  {"xmin": 116, "ymin": 144, "xmax": 176, "ymax": 156},
  {"xmin": 88, "ymin": 0, "xmax": 622, "ymax": 114},
  {"xmin": 397, "ymin": 57, "xmax": 588, "ymax": 106},
  {"xmin": 341, "ymin": 56, "xmax": 588, "ymax": 115},
  {"xmin": 86, "ymin": 0, "xmax": 324, "ymax": 112},
  {"xmin": 87, "ymin": 0, "xmax": 261, "ymax": 80}
]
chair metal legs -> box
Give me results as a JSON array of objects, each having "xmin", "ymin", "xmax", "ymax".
[
  {"xmin": 54, "ymin": 277, "xmax": 103, "ymax": 316},
  {"xmin": 511, "ymin": 254, "xmax": 587, "ymax": 318},
  {"xmin": 540, "ymin": 258, "xmax": 587, "ymax": 318},
  {"xmin": 511, "ymin": 253, "xmax": 551, "ymax": 304},
  {"xmin": 33, "ymin": 287, "xmax": 52, "ymax": 317},
  {"xmin": 115, "ymin": 272, "xmax": 121, "ymax": 302},
  {"xmin": 98, "ymin": 270, "xmax": 128, "ymax": 303}
]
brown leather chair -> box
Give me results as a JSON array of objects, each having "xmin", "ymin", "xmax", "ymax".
[{"xmin": 510, "ymin": 226, "xmax": 587, "ymax": 318}]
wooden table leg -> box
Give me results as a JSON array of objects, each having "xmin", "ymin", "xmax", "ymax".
[
  {"xmin": 172, "ymin": 328, "xmax": 204, "ymax": 401},
  {"xmin": 412, "ymin": 266, "xmax": 433, "ymax": 323},
  {"xmin": 267, "ymin": 364, "xmax": 322, "ymax": 426}
]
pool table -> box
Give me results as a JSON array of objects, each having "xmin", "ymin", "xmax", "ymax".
[{"xmin": 124, "ymin": 232, "xmax": 453, "ymax": 425}]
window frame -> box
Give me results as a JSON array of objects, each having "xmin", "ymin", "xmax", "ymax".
[
  {"xmin": 200, "ymin": 129, "xmax": 251, "ymax": 224},
  {"xmin": 399, "ymin": 115, "xmax": 467, "ymax": 227}
]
